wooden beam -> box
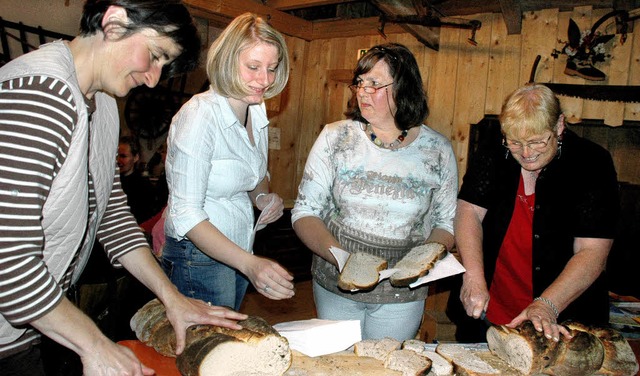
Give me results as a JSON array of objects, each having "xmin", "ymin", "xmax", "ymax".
[
  {"xmin": 184, "ymin": 0, "xmax": 313, "ymax": 40},
  {"xmin": 264, "ymin": 0, "xmax": 358, "ymax": 11},
  {"xmin": 499, "ymin": 0, "xmax": 522, "ymax": 34},
  {"xmin": 371, "ymin": 0, "xmax": 440, "ymax": 50},
  {"xmin": 311, "ymin": 16, "xmax": 405, "ymax": 39}
]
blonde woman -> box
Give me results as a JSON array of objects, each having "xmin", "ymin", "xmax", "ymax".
[{"xmin": 163, "ymin": 13, "xmax": 295, "ymax": 311}]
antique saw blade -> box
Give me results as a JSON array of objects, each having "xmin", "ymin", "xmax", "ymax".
[{"xmin": 529, "ymin": 55, "xmax": 640, "ymax": 103}]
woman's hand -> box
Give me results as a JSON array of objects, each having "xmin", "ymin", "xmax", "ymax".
[
  {"xmin": 460, "ymin": 272, "xmax": 490, "ymax": 319},
  {"xmin": 256, "ymin": 193, "xmax": 284, "ymax": 225},
  {"xmin": 245, "ymin": 255, "xmax": 295, "ymax": 300},
  {"xmin": 81, "ymin": 338, "xmax": 155, "ymax": 376},
  {"xmin": 507, "ymin": 301, "xmax": 572, "ymax": 342},
  {"xmin": 162, "ymin": 296, "xmax": 248, "ymax": 355}
]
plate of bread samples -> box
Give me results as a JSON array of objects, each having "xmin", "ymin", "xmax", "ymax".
[
  {"xmin": 125, "ymin": 298, "xmax": 640, "ymax": 376},
  {"xmin": 332, "ymin": 242, "xmax": 466, "ymax": 291}
]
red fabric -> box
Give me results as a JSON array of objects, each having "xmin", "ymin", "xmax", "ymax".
[{"xmin": 486, "ymin": 175, "xmax": 534, "ymax": 325}]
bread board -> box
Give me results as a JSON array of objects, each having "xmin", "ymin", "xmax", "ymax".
[
  {"xmin": 286, "ymin": 350, "xmax": 400, "ymax": 375},
  {"xmin": 119, "ymin": 340, "xmax": 400, "ymax": 376}
]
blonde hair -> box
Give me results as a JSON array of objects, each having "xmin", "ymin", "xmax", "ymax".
[
  {"xmin": 206, "ymin": 13, "xmax": 289, "ymax": 100},
  {"xmin": 499, "ymin": 84, "xmax": 561, "ymax": 139}
]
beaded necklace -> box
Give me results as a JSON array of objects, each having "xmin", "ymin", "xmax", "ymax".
[{"xmin": 366, "ymin": 123, "xmax": 408, "ymax": 149}]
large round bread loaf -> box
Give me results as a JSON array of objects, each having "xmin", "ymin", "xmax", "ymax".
[
  {"xmin": 546, "ymin": 327, "xmax": 603, "ymax": 376},
  {"xmin": 130, "ymin": 299, "xmax": 292, "ymax": 375},
  {"xmin": 565, "ymin": 322, "xmax": 639, "ymax": 376}
]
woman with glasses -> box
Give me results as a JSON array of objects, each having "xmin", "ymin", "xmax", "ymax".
[
  {"xmin": 292, "ymin": 43, "xmax": 457, "ymax": 340},
  {"xmin": 451, "ymin": 83, "xmax": 619, "ymax": 343}
]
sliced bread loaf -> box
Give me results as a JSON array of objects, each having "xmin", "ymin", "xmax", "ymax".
[
  {"xmin": 390, "ymin": 242, "xmax": 447, "ymax": 287},
  {"xmin": 485, "ymin": 322, "xmax": 558, "ymax": 375},
  {"xmin": 338, "ymin": 252, "xmax": 388, "ymax": 291}
]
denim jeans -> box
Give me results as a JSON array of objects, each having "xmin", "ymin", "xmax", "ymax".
[
  {"xmin": 313, "ymin": 281, "xmax": 425, "ymax": 340},
  {"xmin": 161, "ymin": 236, "xmax": 249, "ymax": 311}
]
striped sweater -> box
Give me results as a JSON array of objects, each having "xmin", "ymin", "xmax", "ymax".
[{"xmin": 0, "ymin": 72, "xmax": 148, "ymax": 357}]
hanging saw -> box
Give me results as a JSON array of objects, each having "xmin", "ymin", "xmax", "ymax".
[{"xmin": 529, "ymin": 55, "xmax": 640, "ymax": 103}]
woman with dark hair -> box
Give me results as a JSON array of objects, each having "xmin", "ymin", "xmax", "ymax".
[
  {"xmin": 0, "ymin": 1, "xmax": 246, "ymax": 374},
  {"xmin": 292, "ymin": 43, "xmax": 457, "ymax": 340}
]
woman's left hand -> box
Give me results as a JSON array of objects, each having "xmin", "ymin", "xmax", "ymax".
[
  {"xmin": 256, "ymin": 193, "xmax": 284, "ymax": 225},
  {"xmin": 506, "ymin": 301, "xmax": 572, "ymax": 342}
]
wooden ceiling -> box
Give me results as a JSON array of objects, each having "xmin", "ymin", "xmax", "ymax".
[{"xmin": 184, "ymin": 0, "xmax": 640, "ymax": 50}]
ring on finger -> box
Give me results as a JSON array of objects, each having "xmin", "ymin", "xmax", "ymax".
[{"xmin": 263, "ymin": 285, "xmax": 270, "ymax": 292}]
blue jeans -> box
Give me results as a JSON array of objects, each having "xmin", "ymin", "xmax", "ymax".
[
  {"xmin": 161, "ymin": 236, "xmax": 249, "ymax": 311},
  {"xmin": 313, "ymin": 281, "xmax": 425, "ymax": 340}
]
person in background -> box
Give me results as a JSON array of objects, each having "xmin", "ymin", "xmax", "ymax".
[
  {"xmin": 291, "ymin": 43, "xmax": 458, "ymax": 340},
  {"xmin": 117, "ymin": 135, "xmax": 156, "ymax": 223},
  {"xmin": 450, "ymin": 83, "xmax": 620, "ymax": 343},
  {"xmin": 0, "ymin": 1, "xmax": 247, "ymax": 375},
  {"xmin": 163, "ymin": 12, "xmax": 295, "ymax": 311}
]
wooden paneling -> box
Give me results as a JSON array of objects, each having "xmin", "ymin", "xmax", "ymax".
[{"xmin": 267, "ymin": 7, "xmax": 640, "ymax": 200}]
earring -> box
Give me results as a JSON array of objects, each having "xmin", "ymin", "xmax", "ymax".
[
  {"xmin": 556, "ymin": 136, "xmax": 563, "ymax": 159},
  {"xmin": 505, "ymin": 147, "xmax": 510, "ymax": 159}
]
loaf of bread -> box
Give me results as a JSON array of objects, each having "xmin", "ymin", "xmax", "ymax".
[
  {"xmin": 566, "ymin": 322, "xmax": 639, "ymax": 376},
  {"xmin": 486, "ymin": 321, "xmax": 639, "ymax": 376},
  {"xmin": 337, "ymin": 252, "xmax": 387, "ymax": 291},
  {"xmin": 130, "ymin": 299, "xmax": 292, "ymax": 376},
  {"xmin": 389, "ymin": 242, "xmax": 447, "ymax": 287},
  {"xmin": 485, "ymin": 321, "xmax": 557, "ymax": 374}
]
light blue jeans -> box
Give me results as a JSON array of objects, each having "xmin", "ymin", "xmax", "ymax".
[
  {"xmin": 313, "ymin": 281, "xmax": 425, "ymax": 340},
  {"xmin": 161, "ymin": 236, "xmax": 249, "ymax": 311}
]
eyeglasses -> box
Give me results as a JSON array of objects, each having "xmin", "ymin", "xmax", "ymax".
[
  {"xmin": 348, "ymin": 82, "xmax": 393, "ymax": 94},
  {"xmin": 503, "ymin": 133, "xmax": 553, "ymax": 152}
]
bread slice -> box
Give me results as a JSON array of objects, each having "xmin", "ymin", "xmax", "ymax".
[
  {"xmin": 390, "ymin": 243, "xmax": 447, "ymax": 287},
  {"xmin": 436, "ymin": 343, "xmax": 500, "ymax": 375},
  {"xmin": 401, "ymin": 339, "xmax": 453, "ymax": 376},
  {"xmin": 486, "ymin": 322, "xmax": 558, "ymax": 375},
  {"xmin": 566, "ymin": 322, "xmax": 639, "ymax": 376},
  {"xmin": 384, "ymin": 349, "xmax": 432, "ymax": 376},
  {"xmin": 354, "ymin": 337, "xmax": 401, "ymax": 361},
  {"xmin": 338, "ymin": 252, "xmax": 388, "ymax": 291}
]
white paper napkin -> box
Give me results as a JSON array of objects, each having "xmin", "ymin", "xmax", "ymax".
[
  {"xmin": 329, "ymin": 246, "xmax": 466, "ymax": 290},
  {"xmin": 248, "ymin": 196, "xmax": 277, "ymax": 251},
  {"xmin": 273, "ymin": 319, "xmax": 362, "ymax": 357}
]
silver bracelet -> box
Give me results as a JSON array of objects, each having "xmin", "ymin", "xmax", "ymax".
[{"xmin": 534, "ymin": 296, "xmax": 559, "ymax": 318}]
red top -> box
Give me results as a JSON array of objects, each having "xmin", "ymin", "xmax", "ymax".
[{"xmin": 486, "ymin": 175, "xmax": 534, "ymax": 324}]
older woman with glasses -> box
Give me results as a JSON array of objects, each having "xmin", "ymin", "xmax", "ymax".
[
  {"xmin": 292, "ymin": 43, "xmax": 457, "ymax": 340},
  {"xmin": 451, "ymin": 83, "xmax": 620, "ymax": 343}
]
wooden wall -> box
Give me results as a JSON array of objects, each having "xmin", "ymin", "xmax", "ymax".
[{"xmin": 267, "ymin": 6, "xmax": 640, "ymax": 202}]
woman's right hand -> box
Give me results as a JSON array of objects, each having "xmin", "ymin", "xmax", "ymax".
[
  {"xmin": 460, "ymin": 272, "xmax": 490, "ymax": 319},
  {"xmin": 81, "ymin": 337, "xmax": 154, "ymax": 376},
  {"xmin": 245, "ymin": 255, "xmax": 295, "ymax": 300}
]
